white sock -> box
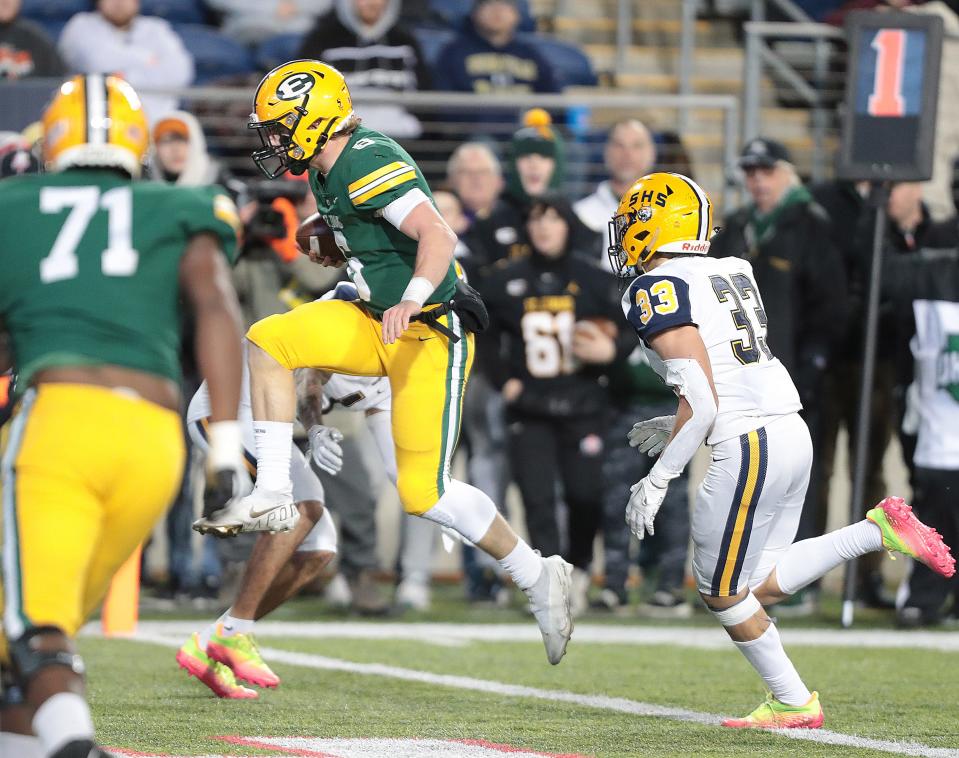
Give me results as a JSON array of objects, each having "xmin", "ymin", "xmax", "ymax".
[
  {"xmin": 32, "ymin": 692, "xmax": 94, "ymax": 756},
  {"xmin": 252, "ymin": 421, "xmax": 293, "ymax": 491},
  {"xmin": 0, "ymin": 732, "xmax": 43, "ymax": 758},
  {"xmin": 733, "ymin": 623, "xmax": 811, "ymax": 706},
  {"xmin": 499, "ymin": 540, "xmax": 543, "ymax": 591},
  {"xmin": 774, "ymin": 520, "xmax": 883, "ymax": 595},
  {"xmin": 199, "ymin": 611, "xmax": 229, "ymax": 649},
  {"xmin": 219, "ymin": 612, "xmax": 255, "ymax": 637}
]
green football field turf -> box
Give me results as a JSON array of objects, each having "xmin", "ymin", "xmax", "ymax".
[{"xmin": 80, "ymin": 607, "xmax": 959, "ymax": 758}]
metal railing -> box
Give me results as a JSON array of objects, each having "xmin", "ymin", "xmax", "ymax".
[
  {"xmin": 742, "ymin": 20, "xmax": 845, "ymax": 181},
  {"xmin": 142, "ymin": 87, "xmax": 742, "ymax": 215}
]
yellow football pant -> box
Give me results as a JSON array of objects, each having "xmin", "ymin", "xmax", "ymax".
[
  {"xmin": 247, "ymin": 299, "xmax": 473, "ymax": 515},
  {"xmin": 0, "ymin": 384, "xmax": 183, "ymax": 661}
]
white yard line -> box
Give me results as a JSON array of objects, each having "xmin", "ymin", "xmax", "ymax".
[
  {"xmin": 131, "ymin": 631, "xmax": 959, "ymax": 758},
  {"xmin": 103, "ymin": 620, "xmax": 959, "ymax": 652}
]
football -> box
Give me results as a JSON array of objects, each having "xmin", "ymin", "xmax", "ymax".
[{"xmin": 296, "ymin": 212, "xmax": 345, "ymax": 265}]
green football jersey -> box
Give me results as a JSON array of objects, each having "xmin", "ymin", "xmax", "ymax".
[
  {"xmin": 308, "ymin": 126, "xmax": 457, "ymax": 315},
  {"xmin": 0, "ymin": 168, "xmax": 239, "ymax": 391}
]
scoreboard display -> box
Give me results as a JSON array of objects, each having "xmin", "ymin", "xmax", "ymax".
[{"xmin": 837, "ymin": 10, "xmax": 943, "ymax": 182}]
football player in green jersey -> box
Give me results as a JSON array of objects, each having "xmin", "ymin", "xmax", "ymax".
[
  {"xmin": 0, "ymin": 75, "xmax": 247, "ymax": 758},
  {"xmin": 198, "ymin": 59, "xmax": 574, "ymax": 666}
]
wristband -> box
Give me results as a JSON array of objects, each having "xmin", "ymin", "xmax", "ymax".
[
  {"xmin": 207, "ymin": 419, "xmax": 243, "ymax": 470},
  {"xmin": 401, "ymin": 276, "xmax": 435, "ymax": 307}
]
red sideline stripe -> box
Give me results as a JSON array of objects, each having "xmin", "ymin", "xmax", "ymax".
[{"xmin": 454, "ymin": 739, "xmax": 594, "ymax": 758}]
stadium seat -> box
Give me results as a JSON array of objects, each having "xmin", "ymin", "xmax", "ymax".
[
  {"xmin": 411, "ymin": 27, "xmax": 455, "ymax": 70},
  {"xmin": 20, "ymin": 0, "xmax": 86, "ymax": 21},
  {"xmin": 427, "ymin": 0, "xmax": 535, "ymax": 33},
  {"xmin": 519, "ymin": 34, "xmax": 597, "ymax": 88},
  {"xmin": 257, "ymin": 34, "xmax": 306, "ymax": 73},
  {"xmin": 140, "ymin": 0, "xmax": 205, "ymax": 25},
  {"xmin": 173, "ymin": 24, "xmax": 257, "ymax": 84}
]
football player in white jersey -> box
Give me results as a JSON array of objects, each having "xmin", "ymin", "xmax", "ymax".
[
  {"xmin": 609, "ymin": 173, "xmax": 955, "ymax": 728},
  {"xmin": 176, "ymin": 283, "xmax": 397, "ymax": 698}
]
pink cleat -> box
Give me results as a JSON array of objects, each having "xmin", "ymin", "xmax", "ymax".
[
  {"xmin": 867, "ymin": 497, "xmax": 956, "ymax": 578},
  {"xmin": 176, "ymin": 634, "xmax": 258, "ymax": 699}
]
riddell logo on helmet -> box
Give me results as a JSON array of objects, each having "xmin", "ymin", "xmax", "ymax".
[{"xmin": 681, "ymin": 242, "xmax": 709, "ymax": 252}]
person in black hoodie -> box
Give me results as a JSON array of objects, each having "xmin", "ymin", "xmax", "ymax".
[
  {"xmin": 481, "ymin": 194, "xmax": 628, "ymax": 615},
  {"xmin": 297, "ymin": 0, "xmax": 430, "ymax": 137}
]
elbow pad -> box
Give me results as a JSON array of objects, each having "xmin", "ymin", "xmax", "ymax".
[{"xmin": 649, "ymin": 358, "xmax": 717, "ymax": 486}]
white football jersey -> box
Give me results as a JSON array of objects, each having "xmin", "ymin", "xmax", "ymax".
[
  {"xmin": 911, "ymin": 299, "xmax": 959, "ymax": 469},
  {"xmin": 187, "ymin": 344, "xmax": 390, "ymax": 426},
  {"xmin": 621, "ymin": 255, "xmax": 801, "ymax": 444}
]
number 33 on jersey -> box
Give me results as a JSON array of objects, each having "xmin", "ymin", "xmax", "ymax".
[{"xmin": 621, "ymin": 255, "xmax": 801, "ymax": 444}]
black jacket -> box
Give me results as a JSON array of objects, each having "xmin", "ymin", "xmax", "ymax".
[
  {"xmin": 0, "ymin": 19, "xmax": 63, "ymax": 79},
  {"xmin": 471, "ymin": 194, "xmax": 601, "ymax": 271},
  {"xmin": 812, "ymin": 180, "xmax": 959, "ymax": 359},
  {"xmin": 297, "ymin": 10, "xmax": 430, "ymax": 92},
  {"xmin": 709, "ymin": 195, "xmax": 847, "ymax": 401},
  {"xmin": 480, "ymin": 251, "xmax": 625, "ymax": 418}
]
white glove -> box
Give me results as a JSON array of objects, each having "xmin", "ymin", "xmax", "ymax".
[
  {"xmin": 627, "ymin": 415, "xmax": 675, "ymax": 457},
  {"xmin": 308, "ymin": 425, "xmax": 344, "ymax": 475},
  {"xmin": 625, "ymin": 476, "xmax": 668, "ymax": 540}
]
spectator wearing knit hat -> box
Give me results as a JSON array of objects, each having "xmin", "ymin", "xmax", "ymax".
[{"xmin": 471, "ymin": 109, "xmax": 596, "ymax": 266}]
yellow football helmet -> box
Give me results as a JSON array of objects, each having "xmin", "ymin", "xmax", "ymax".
[
  {"xmin": 42, "ymin": 74, "xmax": 148, "ymax": 178},
  {"xmin": 608, "ymin": 172, "xmax": 713, "ymax": 276},
  {"xmin": 249, "ymin": 59, "xmax": 353, "ymax": 178}
]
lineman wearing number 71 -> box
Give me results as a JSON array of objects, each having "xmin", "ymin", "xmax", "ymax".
[{"xmin": 609, "ymin": 172, "xmax": 955, "ymax": 728}]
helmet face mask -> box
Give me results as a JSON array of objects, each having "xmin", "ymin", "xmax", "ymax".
[
  {"xmin": 249, "ymin": 107, "xmax": 308, "ymax": 179},
  {"xmin": 609, "ymin": 172, "xmax": 712, "ymax": 278}
]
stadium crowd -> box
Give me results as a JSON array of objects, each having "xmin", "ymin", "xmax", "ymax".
[{"xmin": 1, "ymin": 0, "xmax": 959, "ymax": 631}]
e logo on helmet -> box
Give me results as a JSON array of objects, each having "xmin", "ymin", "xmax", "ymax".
[
  {"xmin": 276, "ymin": 72, "xmax": 316, "ymax": 101},
  {"xmin": 637, "ymin": 207, "xmax": 653, "ymax": 222}
]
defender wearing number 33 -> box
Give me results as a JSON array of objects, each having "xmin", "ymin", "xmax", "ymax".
[
  {"xmin": 609, "ymin": 172, "xmax": 955, "ymax": 729},
  {"xmin": 200, "ymin": 60, "xmax": 575, "ymax": 666}
]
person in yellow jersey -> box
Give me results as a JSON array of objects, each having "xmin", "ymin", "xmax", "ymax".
[
  {"xmin": 0, "ymin": 75, "xmax": 246, "ymax": 758},
  {"xmin": 611, "ymin": 172, "xmax": 955, "ymax": 729},
  {"xmin": 196, "ymin": 59, "xmax": 575, "ymax": 666}
]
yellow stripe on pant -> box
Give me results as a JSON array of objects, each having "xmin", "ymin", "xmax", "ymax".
[
  {"xmin": 0, "ymin": 384, "xmax": 183, "ymax": 661},
  {"xmin": 711, "ymin": 427, "xmax": 769, "ymax": 597}
]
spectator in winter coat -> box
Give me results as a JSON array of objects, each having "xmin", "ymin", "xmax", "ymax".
[
  {"xmin": 433, "ymin": 0, "xmax": 559, "ymax": 95},
  {"xmin": 0, "ymin": 0, "xmax": 63, "ymax": 79},
  {"xmin": 59, "ymin": 0, "xmax": 193, "ymax": 123},
  {"xmin": 298, "ymin": 0, "xmax": 430, "ymax": 137}
]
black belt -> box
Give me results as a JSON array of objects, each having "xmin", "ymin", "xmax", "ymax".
[{"xmin": 368, "ymin": 302, "xmax": 460, "ymax": 342}]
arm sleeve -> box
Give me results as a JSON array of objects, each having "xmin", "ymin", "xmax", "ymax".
[
  {"xmin": 622, "ymin": 275, "xmax": 696, "ymax": 344},
  {"xmin": 178, "ymin": 186, "xmax": 241, "ymax": 264},
  {"xmin": 348, "ymin": 144, "xmax": 429, "ymax": 214},
  {"xmin": 648, "ymin": 357, "xmax": 717, "ymax": 486}
]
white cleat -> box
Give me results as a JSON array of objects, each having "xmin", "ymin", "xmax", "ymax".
[
  {"xmin": 525, "ymin": 555, "xmax": 574, "ymax": 665},
  {"xmin": 192, "ymin": 486, "xmax": 299, "ymax": 537}
]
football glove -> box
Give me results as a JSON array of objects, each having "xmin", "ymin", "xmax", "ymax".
[
  {"xmin": 625, "ymin": 476, "xmax": 668, "ymax": 541},
  {"xmin": 308, "ymin": 424, "xmax": 344, "ymax": 475},
  {"xmin": 202, "ymin": 421, "xmax": 251, "ymax": 519},
  {"xmin": 627, "ymin": 415, "xmax": 675, "ymax": 457}
]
